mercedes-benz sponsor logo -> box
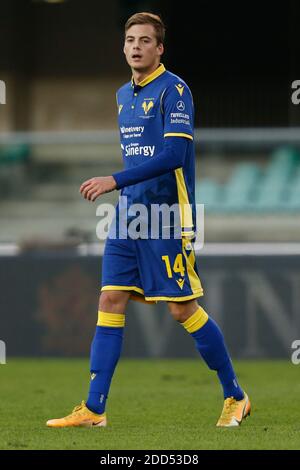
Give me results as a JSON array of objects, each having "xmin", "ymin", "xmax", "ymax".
[{"xmin": 176, "ymin": 100, "xmax": 185, "ymax": 111}]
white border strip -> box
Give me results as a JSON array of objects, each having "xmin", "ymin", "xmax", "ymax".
[
  {"xmin": 1, "ymin": 128, "xmax": 300, "ymax": 146},
  {"xmin": 75, "ymin": 242, "xmax": 300, "ymax": 257},
  {"xmin": 0, "ymin": 244, "xmax": 21, "ymax": 256},
  {"xmin": 194, "ymin": 243, "xmax": 300, "ymax": 256},
  {"xmin": 1, "ymin": 243, "xmax": 300, "ymax": 257}
]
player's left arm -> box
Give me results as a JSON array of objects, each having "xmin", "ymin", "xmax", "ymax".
[{"xmin": 161, "ymin": 80, "xmax": 194, "ymax": 141}]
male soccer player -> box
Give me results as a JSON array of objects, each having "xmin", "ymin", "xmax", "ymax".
[{"xmin": 46, "ymin": 12, "xmax": 251, "ymax": 428}]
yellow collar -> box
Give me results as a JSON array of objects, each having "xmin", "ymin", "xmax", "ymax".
[{"xmin": 131, "ymin": 64, "xmax": 166, "ymax": 88}]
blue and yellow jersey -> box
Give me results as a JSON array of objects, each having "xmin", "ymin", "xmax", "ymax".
[{"xmin": 116, "ymin": 63, "xmax": 196, "ymax": 237}]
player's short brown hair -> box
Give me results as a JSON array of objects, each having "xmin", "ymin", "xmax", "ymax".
[{"xmin": 125, "ymin": 12, "xmax": 165, "ymax": 45}]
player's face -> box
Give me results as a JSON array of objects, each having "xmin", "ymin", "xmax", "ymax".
[{"xmin": 124, "ymin": 24, "xmax": 164, "ymax": 72}]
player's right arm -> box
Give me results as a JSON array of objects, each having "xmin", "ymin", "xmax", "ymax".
[{"xmin": 112, "ymin": 136, "xmax": 189, "ymax": 189}]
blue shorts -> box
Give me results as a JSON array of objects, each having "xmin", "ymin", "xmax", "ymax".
[{"xmin": 101, "ymin": 236, "xmax": 203, "ymax": 303}]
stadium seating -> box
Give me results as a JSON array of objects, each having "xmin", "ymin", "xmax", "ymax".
[
  {"xmin": 0, "ymin": 144, "xmax": 29, "ymax": 164},
  {"xmin": 0, "ymin": 144, "xmax": 30, "ymax": 197},
  {"xmin": 255, "ymin": 147, "xmax": 299, "ymax": 212},
  {"xmin": 195, "ymin": 146, "xmax": 300, "ymax": 213},
  {"xmin": 194, "ymin": 178, "xmax": 222, "ymax": 212},
  {"xmin": 281, "ymin": 167, "xmax": 300, "ymax": 211},
  {"xmin": 221, "ymin": 163, "xmax": 261, "ymax": 212}
]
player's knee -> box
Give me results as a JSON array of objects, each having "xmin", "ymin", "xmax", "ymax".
[
  {"xmin": 99, "ymin": 291, "xmax": 129, "ymax": 313},
  {"xmin": 169, "ymin": 309, "xmax": 186, "ymax": 322},
  {"xmin": 167, "ymin": 303, "xmax": 190, "ymax": 322},
  {"xmin": 167, "ymin": 300, "xmax": 199, "ymax": 323}
]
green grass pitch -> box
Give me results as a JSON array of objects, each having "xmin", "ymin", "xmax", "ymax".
[{"xmin": 0, "ymin": 358, "xmax": 299, "ymax": 450}]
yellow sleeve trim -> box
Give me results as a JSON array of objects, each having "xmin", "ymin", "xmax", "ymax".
[
  {"xmin": 182, "ymin": 306, "xmax": 208, "ymax": 333},
  {"xmin": 97, "ymin": 311, "xmax": 125, "ymax": 328},
  {"xmin": 164, "ymin": 133, "xmax": 193, "ymax": 141}
]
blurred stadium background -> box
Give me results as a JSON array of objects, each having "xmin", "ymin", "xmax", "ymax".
[{"xmin": 0, "ymin": 0, "xmax": 300, "ymax": 361}]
